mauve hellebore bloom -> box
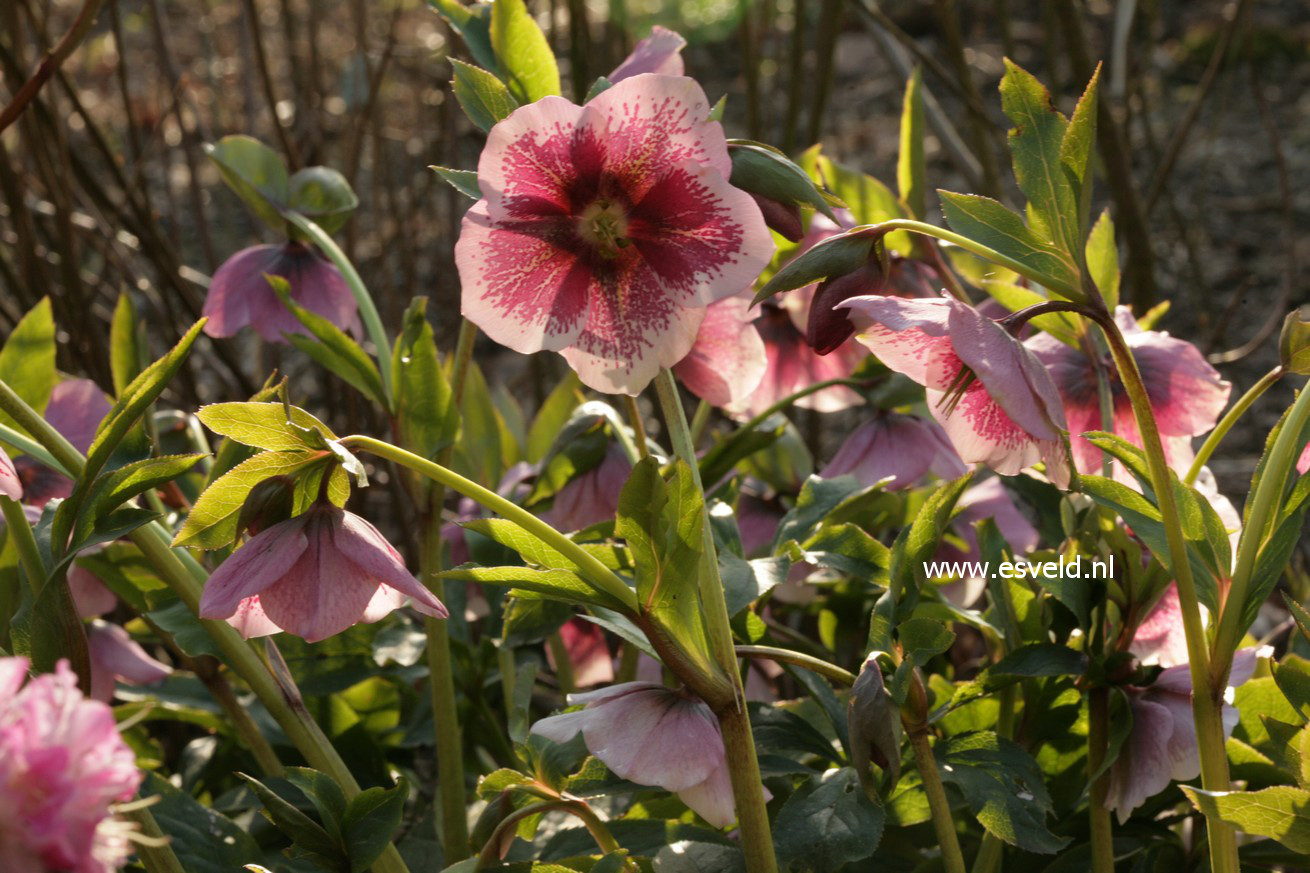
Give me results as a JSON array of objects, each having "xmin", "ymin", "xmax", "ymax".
[
  {"xmin": 16, "ymin": 379, "xmax": 111, "ymax": 507},
  {"xmin": 0, "ymin": 657, "xmax": 142, "ymax": 873},
  {"xmin": 202, "ymin": 242, "xmax": 358, "ymax": 344},
  {"xmin": 199, "ymin": 502, "xmax": 447, "ymax": 643},
  {"xmin": 69, "ymin": 572, "xmax": 171, "ymax": 703},
  {"xmin": 840, "ymin": 296, "xmax": 1072, "ymax": 488},
  {"xmin": 820, "ymin": 412, "xmax": 966, "ymax": 490},
  {"xmin": 609, "ymin": 26, "xmax": 687, "ymax": 82},
  {"xmin": 0, "ymin": 446, "xmax": 19, "ymax": 501},
  {"xmin": 455, "ymin": 74, "xmax": 773, "ymax": 395},
  {"xmin": 532, "ymin": 681, "xmax": 765, "ymax": 827},
  {"xmin": 1026, "ymin": 307, "xmax": 1230, "ymax": 477}
]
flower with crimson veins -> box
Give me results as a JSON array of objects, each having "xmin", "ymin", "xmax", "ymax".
[
  {"xmin": 456, "ymin": 74, "xmax": 774, "ymax": 395},
  {"xmin": 531, "ymin": 681, "xmax": 768, "ymax": 827},
  {"xmin": 199, "ymin": 501, "xmax": 447, "ymax": 643},
  {"xmin": 840, "ymin": 295, "xmax": 1073, "ymax": 488},
  {"xmin": 1025, "ymin": 306, "xmax": 1230, "ymax": 478}
]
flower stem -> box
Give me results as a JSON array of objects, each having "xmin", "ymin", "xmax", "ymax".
[
  {"xmin": 654, "ymin": 368, "xmax": 777, "ymax": 873},
  {"xmin": 907, "ymin": 725, "xmax": 966, "ymax": 873},
  {"xmin": 734, "ymin": 645, "xmax": 856, "ymax": 686},
  {"xmin": 122, "ymin": 802, "xmax": 186, "ymax": 873},
  {"xmin": 338, "ymin": 435, "xmax": 638, "ymax": 611},
  {"xmin": 1185, "ymin": 366, "xmax": 1284, "ymax": 486},
  {"xmin": 623, "ymin": 394, "xmax": 651, "ymax": 460},
  {"xmin": 1086, "ymin": 686, "xmax": 1115, "ymax": 873},
  {"xmin": 0, "ymin": 495, "xmax": 45, "ymax": 594},
  {"xmin": 0, "ymin": 421, "xmax": 68, "ymax": 474}
]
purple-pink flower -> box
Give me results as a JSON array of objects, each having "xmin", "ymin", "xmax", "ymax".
[
  {"xmin": 932, "ymin": 477, "xmax": 1039, "ymax": 607},
  {"xmin": 609, "ymin": 26, "xmax": 687, "ymax": 82},
  {"xmin": 69, "ymin": 570, "xmax": 171, "ymax": 702},
  {"xmin": 1026, "ymin": 307, "xmax": 1230, "ymax": 477},
  {"xmin": 841, "ymin": 296, "xmax": 1072, "ymax": 488},
  {"xmin": 532, "ymin": 681, "xmax": 765, "ymax": 827},
  {"xmin": 0, "ymin": 446, "xmax": 19, "ymax": 501},
  {"xmin": 0, "ymin": 657, "xmax": 142, "ymax": 872},
  {"xmin": 202, "ymin": 242, "xmax": 358, "ymax": 344},
  {"xmin": 16, "ymin": 379, "xmax": 111, "ymax": 508},
  {"xmin": 455, "ymin": 74, "xmax": 773, "ymax": 395},
  {"xmin": 199, "ymin": 502, "xmax": 447, "ymax": 643},
  {"xmin": 542, "ymin": 443, "xmax": 632, "ymax": 532},
  {"xmin": 673, "ymin": 294, "xmax": 767, "ymax": 407},
  {"xmin": 544, "ymin": 617, "xmax": 615, "ymax": 688},
  {"xmin": 821, "ymin": 412, "xmax": 966, "ymax": 490}
]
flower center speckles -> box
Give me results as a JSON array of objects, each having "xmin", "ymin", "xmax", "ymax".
[{"xmin": 577, "ymin": 200, "xmax": 631, "ymax": 258}]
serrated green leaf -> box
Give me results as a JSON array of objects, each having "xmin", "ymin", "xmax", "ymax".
[
  {"xmin": 1276, "ymin": 656, "xmax": 1310, "ymax": 721},
  {"xmin": 1085, "ymin": 208, "xmax": 1119, "ymax": 310},
  {"xmin": 174, "ymin": 450, "xmax": 321, "ymax": 549},
  {"xmin": 993, "ymin": 643, "xmax": 1087, "ymax": 677},
  {"xmin": 198, "ymin": 402, "xmax": 336, "ymax": 451},
  {"xmin": 270, "ymin": 277, "xmax": 387, "ymax": 407},
  {"xmin": 391, "ymin": 298, "xmax": 459, "ymax": 466},
  {"xmin": 285, "ymin": 768, "xmax": 349, "ymax": 846},
  {"xmin": 938, "ymin": 191, "xmax": 1079, "ymax": 293},
  {"xmin": 430, "ymin": 166, "xmax": 482, "ymax": 200},
  {"xmin": 999, "ymin": 59, "xmax": 1078, "ymax": 258},
  {"xmin": 109, "ymin": 292, "xmax": 145, "ymax": 396},
  {"xmin": 240, "ymin": 773, "xmax": 345, "ymax": 866},
  {"xmin": 1181, "ymin": 785, "xmax": 1310, "ymax": 853},
  {"xmin": 450, "ymin": 59, "xmax": 519, "ymax": 132},
  {"xmin": 1061, "ymin": 65, "xmax": 1100, "ymax": 238},
  {"xmin": 489, "ymin": 0, "xmax": 560, "ymax": 103},
  {"xmin": 140, "ymin": 773, "xmax": 263, "ymax": 873},
  {"xmin": 0, "ymin": 298, "xmax": 56, "ymax": 434},
  {"xmin": 774, "ymin": 768, "xmax": 884, "ymax": 871},
  {"xmin": 342, "ymin": 779, "xmax": 407, "ymax": 873},
  {"xmin": 76, "ymin": 454, "xmax": 203, "ymax": 543}
]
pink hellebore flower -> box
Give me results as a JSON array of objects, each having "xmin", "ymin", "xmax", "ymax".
[
  {"xmin": 542, "ymin": 443, "xmax": 632, "ymax": 532},
  {"xmin": 0, "ymin": 657, "xmax": 142, "ymax": 873},
  {"xmin": 0, "ymin": 446, "xmax": 19, "ymax": 501},
  {"xmin": 17, "ymin": 379, "xmax": 112, "ymax": 508},
  {"xmin": 840, "ymin": 296, "xmax": 1072, "ymax": 488},
  {"xmin": 199, "ymin": 502, "xmax": 448, "ymax": 643},
  {"xmin": 544, "ymin": 617, "xmax": 615, "ymax": 688},
  {"xmin": 456, "ymin": 74, "xmax": 773, "ymax": 395},
  {"xmin": 532, "ymin": 681, "xmax": 767, "ymax": 827},
  {"xmin": 673, "ymin": 294, "xmax": 767, "ymax": 407},
  {"xmin": 1127, "ymin": 584, "xmax": 1191, "ymax": 669},
  {"xmin": 933, "ymin": 477, "xmax": 1039, "ymax": 607},
  {"xmin": 69, "ymin": 569, "xmax": 171, "ymax": 702},
  {"xmin": 821, "ymin": 412, "xmax": 966, "ymax": 490},
  {"xmin": 1297, "ymin": 442, "xmax": 1309, "ymax": 476},
  {"xmin": 609, "ymin": 26, "xmax": 687, "ymax": 82},
  {"xmin": 1026, "ymin": 307, "xmax": 1230, "ymax": 477},
  {"xmin": 202, "ymin": 242, "xmax": 358, "ymax": 344}
]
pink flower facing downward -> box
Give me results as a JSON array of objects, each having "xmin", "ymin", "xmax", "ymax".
[
  {"xmin": 17, "ymin": 379, "xmax": 111, "ymax": 508},
  {"xmin": 1026, "ymin": 307, "xmax": 1230, "ymax": 478},
  {"xmin": 70, "ymin": 567, "xmax": 171, "ymax": 702},
  {"xmin": 672, "ymin": 294, "xmax": 767, "ymax": 407},
  {"xmin": 202, "ymin": 242, "xmax": 358, "ymax": 344},
  {"xmin": 821, "ymin": 412, "xmax": 966, "ymax": 490},
  {"xmin": 542, "ymin": 442, "xmax": 633, "ymax": 532},
  {"xmin": 841, "ymin": 296, "xmax": 1072, "ymax": 488},
  {"xmin": 0, "ymin": 445, "xmax": 19, "ymax": 501},
  {"xmin": 199, "ymin": 502, "xmax": 448, "ymax": 643},
  {"xmin": 0, "ymin": 658, "xmax": 142, "ymax": 873},
  {"xmin": 609, "ymin": 26, "xmax": 687, "ymax": 82},
  {"xmin": 532, "ymin": 681, "xmax": 767, "ymax": 827},
  {"xmin": 456, "ymin": 74, "xmax": 773, "ymax": 395}
]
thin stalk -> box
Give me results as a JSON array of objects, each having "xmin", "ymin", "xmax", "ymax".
[
  {"xmin": 122, "ymin": 802, "xmax": 186, "ymax": 873},
  {"xmin": 689, "ymin": 399, "xmax": 712, "ymax": 445},
  {"xmin": 0, "ymin": 495, "xmax": 45, "ymax": 593},
  {"xmin": 475, "ymin": 799, "xmax": 626, "ymax": 869},
  {"xmin": 908, "ymin": 726, "xmax": 966, "ymax": 873},
  {"xmin": 735, "ymin": 645, "xmax": 856, "ymax": 686},
  {"xmin": 0, "ymin": 421, "xmax": 68, "ymax": 473},
  {"xmin": 1086, "ymin": 687, "xmax": 1114, "ymax": 873},
  {"xmin": 339, "ymin": 436, "xmax": 637, "ymax": 611},
  {"xmin": 0, "ymin": 0, "xmax": 105, "ymax": 134},
  {"xmin": 1185, "ymin": 366, "xmax": 1283, "ymax": 486},
  {"xmin": 653, "ymin": 369, "xmax": 776, "ymax": 873},
  {"xmin": 623, "ymin": 395, "xmax": 650, "ymax": 460}
]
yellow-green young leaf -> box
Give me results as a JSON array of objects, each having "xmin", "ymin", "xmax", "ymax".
[
  {"xmin": 75, "ymin": 453, "xmax": 205, "ymax": 543},
  {"xmin": 461, "ymin": 518, "xmax": 580, "ymax": 570},
  {"xmin": 1085, "ymin": 209, "xmax": 1120, "ymax": 311},
  {"xmin": 430, "ymin": 166, "xmax": 482, "ymax": 200},
  {"xmin": 1060, "ymin": 64, "xmax": 1100, "ymax": 238},
  {"xmin": 198, "ymin": 402, "xmax": 337, "ymax": 452},
  {"xmin": 109, "ymin": 292, "xmax": 145, "ymax": 396},
  {"xmin": 173, "ymin": 450, "xmax": 321, "ymax": 549},
  {"xmin": 937, "ymin": 191, "xmax": 1080, "ymax": 294},
  {"xmin": 437, "ymin": 565, "xmax": 625, "ymax": 611},
  {"xmin": 0, "ymin": 297, "xmax": 56, "ymax": 432},
  {"xmin": 999, "ymin": 60, "xmax": 1078, "ymax": 259},
  {"xmin": 897, "ymin": 66, "xmax": 927, "ymax": 221},
  {"xmin": 1275, "ymin": 655, "xmax": 1310, "ymax": 721},
  {"xmin": 450, "ymin": 59, "xmax": 519, "ymax": 133},
  {"xmin": 270, "ymin": 277, "xmax": 387, "ymax": 408},
  {"xmin": 1181, "ymin": 785, "xmax": 1310, "ymax": 853},
  {"xmin": 391, "ymin": 298, "xmax": 459, "ymax": 462},
  {"xmin": 490, "ymin": 0, "xmax": 561, "ymax": 103}
]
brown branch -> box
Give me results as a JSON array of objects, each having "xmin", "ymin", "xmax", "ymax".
[{"xmin": 0, "ymin": 0, "xmax": 105, "ymax": 134}]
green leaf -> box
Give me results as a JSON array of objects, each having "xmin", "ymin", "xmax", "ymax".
[
  {"xmin": 391, "ymin": 297, "xmax": 459, "ymax": 462},
  {"xmin": 285, "ymin": 768, "xmax": 350, "ymax": 846},
  {"xmin": 76, "ymin": 454, "xmax": 204, "ymax": 542},
  {"xmin": 342, "ymin": 779, "xmax": 408, "ymax": 873},
  {"xmin": 430, "ymin": 166, "xmax": 482, "ymax": 200},
  {"xmin": 1181, "ymin": 785, "xmax": 1310, "ymax": 853},
  {"xmin": 439, "ymin": 564, "xmax": 625, "ymax": 611},
  {"xmin": 109, "ymin": 291, "xmax": 145, "ymax": 396},
  {"xmin": 698, "ymin": 414, "xmax": 787, "ymax": 488},
  {"xmin": 753, "ymin": 230, "xmax": 876, "ymax": 305},
  {"xmin": 897, "ymin": 67, "xmax": 927, "ymax": 221},
  {"xmin": 12, "ymin": 567, "xmax": 90, "ymax": 687},
  {"xmin": 1061, "ymin": 65, "xmax": 1100, "ymax": 238},
  {"xmin": 198, "ymin": 402, "xmax": 337, "ymax": 451},
  {"xmin": 450, "ymin": 59, "xmax": 519, "ymax": 132},
  {"xmin": 774, "ymin": 768, "xmax": 885, "ymax": 872},
  {"xmin": 889, "ymin": 473, "xmax": 973, "ymax": 612},
  {"xmin": 1085, "ymin": 209, "xmax": 1119, "ymax": 311},
  {"xmin": 993, "ymin": 643, "xmax": 1087, "ymax": 677},
  {"xmin": 773, "ymin": 475, "xmax": 875, "ymax": 552},
  {"xmin": 489, "ymin": 0, "xmax": 560, "ymax": 103},
  {"xmin": 938, "ymin": 191, "xmax": 1079, "ymax": 292},
  {"xmin": 0, "ymin": 298, "xmax": 56, "ymax": 434},
  {"xmin": 146, "ymin": 596, "xmax": 221, "ymax": 658},
  {"xmin": 798, "ymin": 146, "xmax": 908, "ymax": 253},
  {"xmin": 271, "ymin": 277, "xmax": 387, "ymax": 407},
  {"xmin": 526, "ymin": 373, "xmax": 585, "ymax": 464},
  {"xmin": 205, "ymin": 135, "xmax": 290, "ymax": 231},
  {"xmin": 240, "ymin": 773, "xmax": 346, "ymax": 867},
  {"xmin": 140, "ymin": 773, "xmax": 263, "ymax": 873},
  {"xmin": 1276, "ymin": 656, "xmax": 1310, "ymax": 721},
  {"xmin": 727, "ymin": 140, "xmax": 837, "ymax": 220},
  {"xmin": 1286, "ymin": 594, "xmax": 1310, "ymax": 646},
  {"xmin": 288, "ymin": 166, "xmax": 359, "ymax": 236},
  {"xmin": 173, "ymin": 450, "xmax": 321, "ymax": 549}
]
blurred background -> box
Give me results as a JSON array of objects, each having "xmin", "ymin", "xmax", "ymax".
[{"xmin": 0, "ymin": 0, "xmax": 1307, "ymax": 494}]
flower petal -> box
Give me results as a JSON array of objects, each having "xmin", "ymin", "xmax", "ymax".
[
  {"xmin": 227, "ymin": 596, "xmax": 284, "ymax": 639},
  {"xmin": 198, "ymin": 517, "xmax": 309, "ymax": 620},
  {"xmin": 609, "ymin": 27, "xmax": 687, "ymax": 82},
  {"xmin": 677, "ymin": 761, "xmax": 738, "ymax": 828},
  {"xmin": 333, "ymin": 510, "xmax": 448, "ymax": 618},
  {"xmin": 728, "ymin": 308, "xmax": 864, "ymax": 419},
  {"xmin": 476, "ymin": 95, "xmax": 587, "ymax": 221},
  {"xmin": 673, "ymin": 295, "xmax": 767, "ymax": 407},
  {"xmin": 822, "ymin": 414, "xmax": 966, "ymax": 490},
  {"xmin": 531, "ymin": 707, "xmax": 594, "ymax": 744},
  {"xmin": 1107, "ymin": 695, "xmax": 1176, "ymax": 823},
  {"xmin": 579, "ymin": 686, "xmax": 725, "ymax": 791},
  {"xmin": 257, "ymin": 527, "xmax": 378, "ymax": 643},
  {"xmin": 0, "ymin": 447, "xmax": 19, "ymax": 501},
  {"xmin": 544, "ymin": 618, "xmax": 615, "ymax": 688},
  {"xmin": 68, "ymin": 566, "xmax": 117, "ymax": 619},
  {"xmin": 1120, "ymin": 307, "xmax": 1230, "ymax": 439},
  {"xmin": 1129, "ymin": 585, "xmax": 1190, "ymax": 668},
  {"xmin": 843, "ymin": 296, "xmax": 958, "ymax": 391},
  {"xmin": 44, "ymin": 380, "xmax": 111, "ymax": 455}
]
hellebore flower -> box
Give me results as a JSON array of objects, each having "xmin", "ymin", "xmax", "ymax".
[
  {"xmin": 609, "ymin": 26, "xmax": 687, "ymax": 82},
  {"xmin": 544, "ymin": 617, "xmax": 615, "ymax": 688},
  {"xmin": 1107, "ymin": 646, "xmax": 1269, "ymax": 822},
  {"xmin": 202, "ymin": 242, "xmax": 359, "ymax": 344},
  {"xmin": 931, "ymin": 477, "xmax": 1039, "ymax": 607},
  {"xmin": 199, "ymin": 502, "xmax": 447, "ymax": 643},
  {"xmin": 841, "ymin": 296, "xmax": 1072, "ymax": 488},
  {"xmin": 86, "ymin": 621, "xmax": 171, "ymax": 703},
  {"xmin": 532, "ymin": 681, "xmax": 766, "ymax": 827},
  {"xmin": 456, "ymin": 74, "xmax": 773, "ymax": 395},
  {"xmin": 673, "ymin": 294, "xmax": 767, "ymax": 407},
  {"xmin": 1298, "ymin": 442, "xmax": 1309, "ymax": 475},
  {"xmin": 1127, "ymin": 584, "xmax": 1191, "ymax": 669},
  {"xmin": 16, "ymin": 379, "xmax": 112, "ymax": 508},
  {"xmin": 0, "ymin": 446, "xmax": 19, "ymax": 501},
  {"xmin": 1025, "ymin": 307, "xmax": 1230, "ymax": 477},
  {"xmin": 821, "ymin": 412, "xmax": 966, "ymax": 490},
  {"xmin": 0, "ymin": 657, "xmax": 142, "ymax": 872},
  {"xmin": 542, "ymin": 442, "xmax": 632, "ymax": 532}
]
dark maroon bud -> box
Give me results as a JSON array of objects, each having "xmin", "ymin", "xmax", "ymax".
[
  {"xmin": 749, "ymin": 193, "xmax": 804, "ymax": 242},
  {"xmin": 806, "ymin": 260, "xmax": 885, "ymax": 355},
  {"xmin": 236, "ymin": 475, "xmax": 296, "ymax": 538},
  {"xmin": 848, "ymin": 655, "xmax": 902, "ymax": 788}
]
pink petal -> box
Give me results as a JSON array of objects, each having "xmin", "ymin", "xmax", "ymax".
[
  {"xmin": 1107, "ymin": 695, "xmax": 1176, "ymax": 823},
  {"xmin": 475, "ymin": 95, "xmax": 587, "ymax": 223},
  {"xmin": 609, "ymin": 27, "xmax": 687, "ymax": 82},
  {"xmin": 68, "ymin": 566, "xmax": 116, "ymax": 619},
  {"xmin": 204, "ymin": 244, "xmax": 357, "ymax": 344},
  {"xmin": 43, "ymin": 380, "xmax": 111, "ymax": 455},
  {"xmin": 543, "ymin": 443, "xmax": 632, "ymax": 532},
  {"xmin": 1298, "ymin": 442, "xmax": 1310, "ymax": 475},
  {"xmin": 956, "ymin": 477, "xmax": 1039, "ymax": 553},
  {"xmin": 673, "ymin": 295, "xmax": 767, "ymax": 407},
  {"xmin": 1228, "ymin": 646, "xmax": 1272, "ymax": 687},
  {"xmin": 928, "ymin": 382, "xmax": 1043, "ymax": 475},
  {"xmin": 257, "ymin": 524, "xmax": 378, "ymax": 643},
  {"xmin": 580, "ymin": 685, "xmax": 725, "ymax": 792},
  {"xmin": 227, "ymin": 596, "xmax": 284, "ymax": 639},
  {"xmin": 198, "ymin": 515, "xmax": 309, "ymax": 620},
  {"xmin": 1119, "ymin": 308, "xmax": 1230, "ymax": 439},
  {"xmin": 530, "ymin": 707, "xmax": 594, "ymax": 744},
  {"xmin": 821, "ymin": 414, "xmax": 966, "ymax": 490},
  {"xmin": 677, "ymin": 761, "xmax": 738, "ymax": 828},
  {"xmin": 0, "ymin": 655, "xmax": 29, "ymax": 698},
  {"xmin": 545, "ymin": 617, "xmax": 615, "ymax": 688},
  {"xmin": 842, "ymin": 296, "xmax": 958, "ymax": 391},
  {"xmin": 333, "ymin": 510, "xmax": 448, "ymax": 619},
  {"xmin": 86, "ymin": 621, "xmax": 170, "ymax": 701},
  {"xmin": 0, "ymin": 446, "xmax": 21, "ymax": 501},
  {"xmin": 1146, "ymin": 688, "xmax": 1202, "ymax": 783},
  {"xmin": 1129, "ymin": 585, "xmax": 1190, "ymax": 668},
  {"xmin": 727, "ymin": 308, "xmax": 864, "ymax": 419}
]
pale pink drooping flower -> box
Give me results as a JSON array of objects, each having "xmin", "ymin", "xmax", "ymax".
[
  {"xmin": 609, "ymin": 26, "xmax": 687, "ymax": 82},
  {"xmin": 821, "ymin": 412, "xmax": 966, "ymax": 490}
]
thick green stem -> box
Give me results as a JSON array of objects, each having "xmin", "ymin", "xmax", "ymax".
[
  {"xmin": 735, "ymin": 645, "xmax": 856, "ymax": 686},
  {"xmin": 475, "ymin": 799, "xmax": 627, "ymax": 870},
  {"xmin": 654, "ymin": 369, "xmax": 777, "ymax": 873},
  {"xmin": 0, "ymin": 495, "xmax": 45, "ymax": 593},
  {"xmin": 1186, "ymin": 366, "xmax": 1284, "ymax": 486},
  {"xmin": 122, "ymin": 802, "xmax": 186, "ymax": 873},
  {"xmin": 1086, "ymin": 687, "xmax": 1114, "ymax": 873},
  {"xmin": 908, "ymin": 726, "xmax": 966, "ymax": 873},
  {"xmin": 623, "ymin": 394, "xmax": 650, "ymax": 461}
]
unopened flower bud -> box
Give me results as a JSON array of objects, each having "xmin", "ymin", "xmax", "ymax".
[
  {"xmin": 806, "ymin": 261, "xmax": 884, "ymax": 354},
  {"xmin": 848, "ymin": 654, "xmax": 902, "ymax": 788},
  {"xmin": 748, "ymin": 193, "xmax": 804, "ymax": 242},
  {"xmin": 1279, "ymin": 305, "xmax": 1310, "ymax": 375},
  {"xmin": 235, "ymin": 475, "xmax": 296, "ymax": 539}
]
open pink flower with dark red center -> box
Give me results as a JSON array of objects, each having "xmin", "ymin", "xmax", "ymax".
[
  {"xmin": 532, "ymin": 681, "xmax": 767, "ymax": 827},
  {"xmin": 456, "ymin": 74, "xmax": 773, "ymax": 395},
  {"xmin": 0, "ymin": 657, "xmax": 141, "ymax": 872},
  {"xmin": 840, "ymin": 296, "xmax": 1072, "ymax": 488},
  {"xmin": 609, "ymin": 26, "xmax": 687, "ymax": 82},
  {"xmin": 16, "ymin": 379, "xmax": 111, "ymax": 508},
  {"xmin": 821, "ymin": 412, "xmax": 966, "ymax": 490},
  {"xmin": 199, "ymin": 502, "xmax": 447, "ymax": 643},
  {"xmin": 1025, "ymin": 307, "xmax": 1230, "ymax": 478},
  {"xmin": 0, "ymin": 446, "xmax": 19, "ymax": 501},
  {"xmin": 202, "ymin": 242, "xmax": 359, "ymax": 344},
  {"xmin": 673, "ymin": 294, "xmax": 767, "ymax": 407}
]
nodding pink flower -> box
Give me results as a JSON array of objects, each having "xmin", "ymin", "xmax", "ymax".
[
  {"xmin": 86, "ymin": 621, "xmax": 171, "ymax": 703},
  {"xmin": 202, "ymin": 242, "xmax": 359, "ymax": 344},
  {"xmin": 840, "ymin": 296, "xmax": 1072, "ymax": 488},
  {"xmin": 933, "ymin": 477, "xmax": 1038, "ymax": 607},
  {"xmin": 1297, "ymin": 442, "xmax": 1309, "ymax": 476},
  {"xmin": 1128, "ymin": 584, "xmax": 1191, "ymax": 669},
  {"xmin": 0, "ymin": 657, "xmax": 142, "ymax": 872},
  {"xmin": 0, "ymin": 446, "xmax": 19, "ymax": 501},
  {"xmin": 821, "ymin": 412, "xmax": 966, "ymax": 490},
  {"xmin": 544, "ymin": 617, "xmax": 615, "ymax": 688},
  {"xmin": 455, "ymin": 74, "xmax": 773, "ymax": 395},
  {"xmin": 199, "ymin": 502, "xmax": 447, "ymax": 643},
  {"xmin": 17, "ymin": 379, "xmax": 111, "ymax": 508},
  {"xmin": 673, "ymin": 294, "xmax": 767, "ymax": 407},
  {"xmin": 609, "ymin": 26, "xmax": 687, "ymax": 82},
  {"xmin": 532, "ymin": 681, "xmax": 768, "ymax": 827},
  {"xmin": 1108, "ymin": 645, "xmax": 1269, "ymax": 822},
  {"xmin": 1025, "ymin": 307, "xmax": 1230, "ymax": 478},
  {"xmin": 542, "ymin": 443, "xmax": 632, "ymax": 532}
]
